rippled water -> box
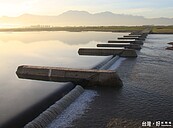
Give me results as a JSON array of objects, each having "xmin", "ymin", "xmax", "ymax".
[
  {"xmin": 0, "ymin": 31, "xmax": 126, "ymax": 126},
  {"xmin": 70, "ymin": 34, "xmax": 173, "ymax": 128},
  {"xmin": 48, "ymin": 90, "xmax": 98, "ymax": 128},
  {"xmin": 2, "ymin": 32, "xmax": 172, "ymax": 128}
]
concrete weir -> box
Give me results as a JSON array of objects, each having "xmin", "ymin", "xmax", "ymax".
[
  {"xmin": 16, "ymin": 65, "xmax": 123, "ymax": 87},
  {"xmin": 24, "ymin": 85, "xmax": 84, "ymax": 128},
  {"xmin": 11, "ymin": 28, "xmax": 151, "ymax": 128},
  {"xmin": 78, "ymin": 48, "xmax": 137, "ymax": 57},
  {"xmin": 97, "ymin": 43, "xmax": 141, "ymax": 50}
]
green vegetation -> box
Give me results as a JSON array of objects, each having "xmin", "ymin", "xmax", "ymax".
[
  {"xmin": 0, "ymin": 26, "xmax": 146, "ymax": 32},
  {"xmin": 151, "ymin": 26, "xmax": 173, "ymax": 34},
  {"xmin": 0, "ymin": 26, "xmax": 173, "ymax": 34}
]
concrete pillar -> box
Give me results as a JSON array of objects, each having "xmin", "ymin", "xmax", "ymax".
[
  {"xmin": 108, "ymin": 40, "xmax": 143, "ymax": 45},
  {"xmin": 16, "ymin": 65, "xmax": 123, "ymax": 87},
  {"xmin": 97, "ymin": 43, "xmax": 141, "ymax": 50},
  {"xmin": 118, "ymin": 37, "xmax": 145, "ymax": 41},
  {"xmin": 78, "ymin": 48, "xmax": 137, "ymax": 58},
  {"xmin": 123, "ymin": 35, "xmax": 146, "ymax": 40},
  {"xmin": 126, "ymin": 35, "xmax": 142, "ymax": 37}
]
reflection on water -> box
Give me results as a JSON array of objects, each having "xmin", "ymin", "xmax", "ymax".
[
  {"xmin": 0, "ymin": 31, "xmax": 126, "ymax": 69},
  {"xmin": 0, "ymin": 31, "xmax": 126, "ymax": 126},
  {"xmin": 0, "ymin": 31, "xmax": 126, "ymax": 45}
]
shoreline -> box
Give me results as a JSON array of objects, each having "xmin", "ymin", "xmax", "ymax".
[{"xmin": 0, "ymin": 26, "xmax": 173, "ymax": 34}]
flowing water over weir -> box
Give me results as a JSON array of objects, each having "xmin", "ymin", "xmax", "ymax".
[
  {"xmin": 69, "ymin": 36, "xmax": 173, "ymax": 127},
  {"xmin": 24, "ymin": 85, "xmax": 84, "ymax": 128},
  {"xmin": 19, "ymin": 28, "xmax": 152, "ymax": 128},
  {"xmin": 23, "ymin": 57, "xmax": 126, "ymax": 128}
]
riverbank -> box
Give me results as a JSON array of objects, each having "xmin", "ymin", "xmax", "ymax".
[
  {"xmin": 0, "ymin": 26, "xmax": 173, "ymax": 34},
  {"xmin": 0, "ymin": 26, "xmax": 145, "ymax": 32}
]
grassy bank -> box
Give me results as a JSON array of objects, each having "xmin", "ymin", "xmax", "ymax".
[
  {"xmin": 150, "ymin": 26, "xmax": 173, "ymax": 34},
  {"xmin": 0, "ymin": 26, "xmax": 172, "ymax": 34},
  {"xmin": 0, "ymin": 26, "xmax": 145, "ymax": 32}
]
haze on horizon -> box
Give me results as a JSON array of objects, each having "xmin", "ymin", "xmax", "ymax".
[{"xmin": 0, "ymin": 0, "xmax": 173, "ymax": 18}]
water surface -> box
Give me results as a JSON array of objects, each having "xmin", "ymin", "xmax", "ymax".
[
  {"xmin": 70, "ymin": 34, "xmax": 173, "ymax": 128},
  {"xmin": 0, "ymin": 31, "xmax": 126, "ymax": 126}
]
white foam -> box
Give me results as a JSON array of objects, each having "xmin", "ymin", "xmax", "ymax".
[
  {"xmin": 46, "ymin": 58, "xmax": 125, "ymax": 128},
  {"xmin": 108, "ymin": 57, "xmax": 126, "ymax": 70},
  {"xmin": 47, "ymin": 90, "xmax": 98, "ymax": 128}
]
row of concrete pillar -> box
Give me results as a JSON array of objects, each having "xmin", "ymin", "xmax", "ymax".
[
  {"xmin": 19, "ymin": 28, "xmax": 151, "ymax": 128},
  {"xmin": 16, "ymin": 28, "xmax": 150, "ymax": 87},
  {"xmin": 78, "ymin": 31, "xmax": 149, "ymax": 57}
]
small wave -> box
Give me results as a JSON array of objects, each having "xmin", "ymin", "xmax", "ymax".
[{"xmin": 47, "ymin": 90, "xmax": 98, "ymax": 128}]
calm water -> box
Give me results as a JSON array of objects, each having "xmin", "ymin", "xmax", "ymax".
[
  {"xmin": 70, "ymin": 34, "xmax": 173, "ymax": 128},
  {"xmin": 0, "ymin": 31, "xmax": 126, "ymax": 126}
]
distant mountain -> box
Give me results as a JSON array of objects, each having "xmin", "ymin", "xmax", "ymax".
[{"xmin": 0, "ymin": 10, "xmax": 173, "ymax": 27}]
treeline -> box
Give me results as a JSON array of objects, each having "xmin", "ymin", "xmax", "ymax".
[
  {"xmin": 0, "ymin": 26, "xmax": 172, "ymax": 34},
  {"xmin": 0, "ymin": 26, "xmax": 146, "ymax": 32}
]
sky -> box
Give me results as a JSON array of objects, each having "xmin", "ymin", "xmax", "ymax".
[{"xmin": 0, "ymin": 0, "xmax": 173, "ymax": 18}]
